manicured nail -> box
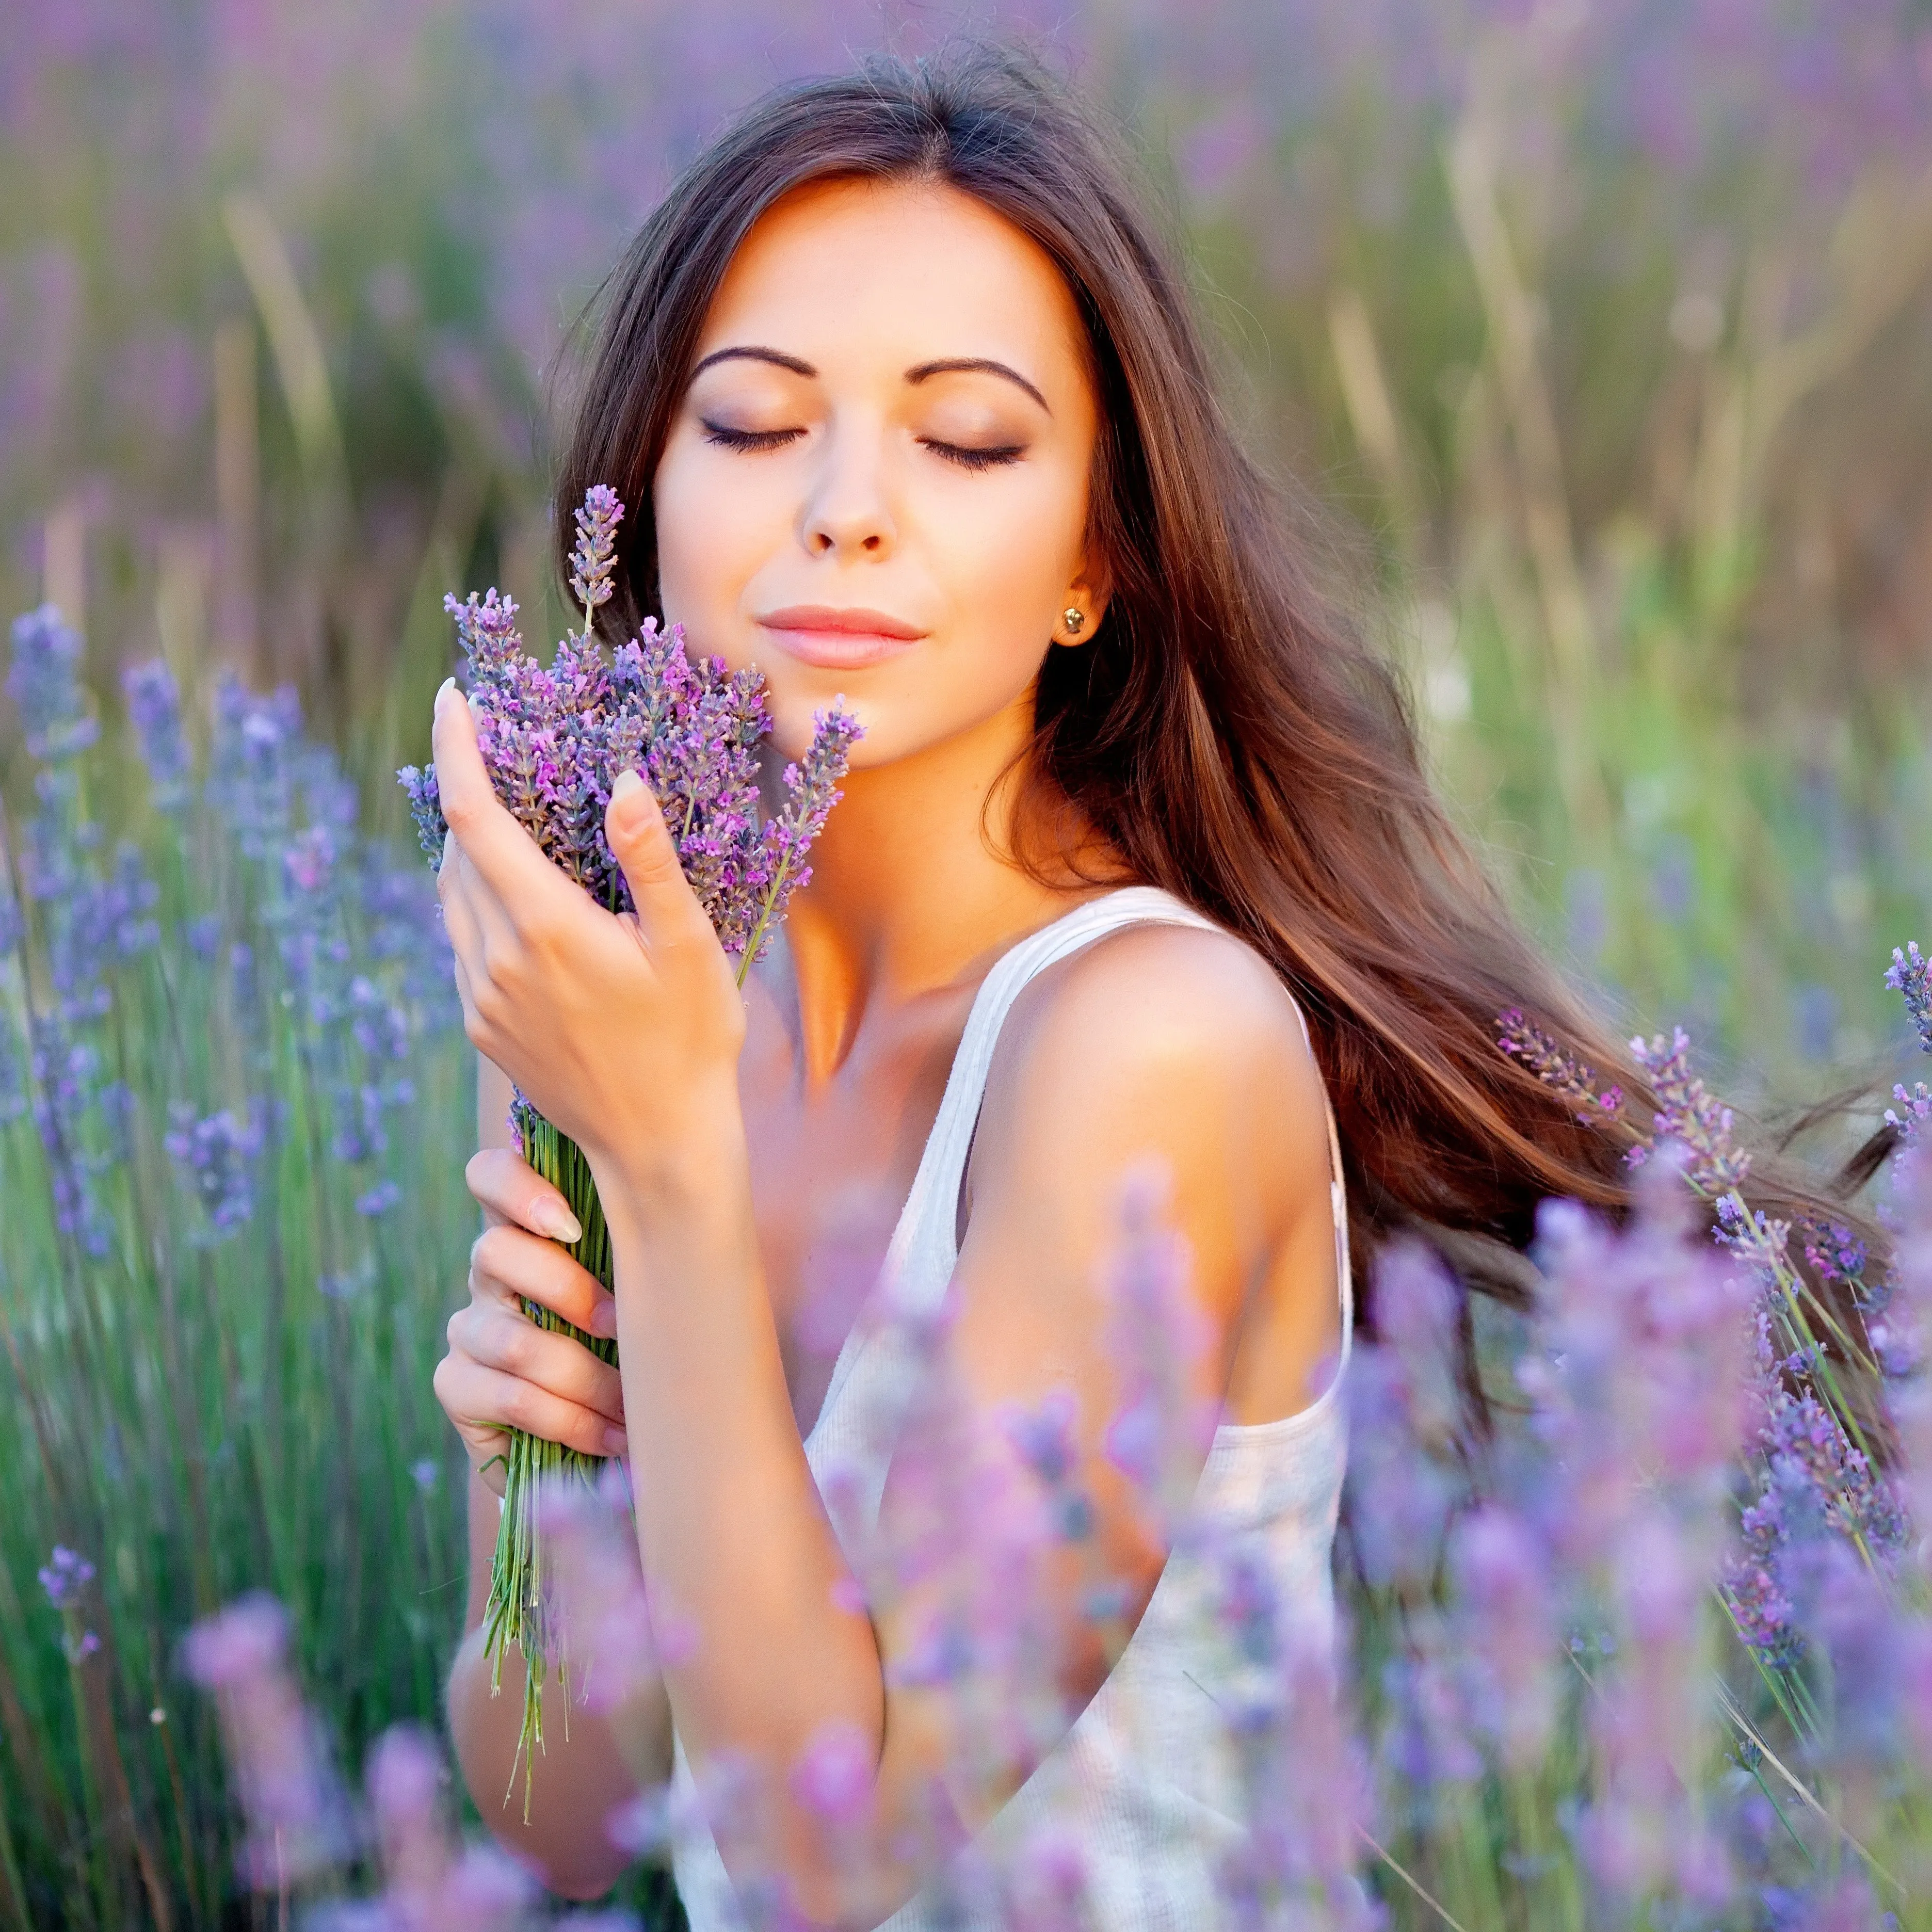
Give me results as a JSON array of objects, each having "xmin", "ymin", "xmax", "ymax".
[
  {"xmin": 589, "ymin": 1298, "xmax": 620, "ymax": 1340},
  {"xmin": 433, "ymin": 675, "xmax": 456, "ymax": 715},
  {"xmin": 603, "ymin": 1426, "xmax": 629, "ymax": 1459},
  {"xmin": 609, "ymin": 768, "xmax": 644, "ymax": 805},
  {"xmin": 467, "ymin": 689, "xmax": 485, "ymax": 722},
  {"xmin": 535, "ymin": 1201, "xmax": 583, "ymax": 1245}
]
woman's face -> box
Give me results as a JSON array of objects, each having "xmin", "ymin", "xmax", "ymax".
[{"xmin": 653, "ymin": 176, "xmax": 1106, "ymax": 767}]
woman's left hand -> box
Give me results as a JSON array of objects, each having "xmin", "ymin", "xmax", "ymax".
[{"xmin": 430, "ymin": 678, "xmax": 747, "ymax": 1177}]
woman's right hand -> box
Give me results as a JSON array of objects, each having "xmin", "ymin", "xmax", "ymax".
[{"xmin": 433, "ymin": 1147, "xmax": 629, "ymax": 1496}]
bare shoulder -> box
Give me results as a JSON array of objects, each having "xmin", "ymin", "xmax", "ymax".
[
  {"xmin": 967, "ymin": 919, "xmax": 1334, "ymax": 1281},
  {"xmin": 996, "ymin": 919, "xmax": 1326, "ymax": 1129}
]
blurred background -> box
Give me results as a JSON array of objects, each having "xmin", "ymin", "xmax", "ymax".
[{"xmin": 5, "ymin": 0, "xmax": 1930, "ymax": 1103}]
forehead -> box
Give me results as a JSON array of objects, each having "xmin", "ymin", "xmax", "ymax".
[{"xmin": 694, "ymin": 176, "xmax": 1091, "ymax": 389}]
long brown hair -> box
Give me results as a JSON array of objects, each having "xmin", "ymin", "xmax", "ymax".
[{"xmin": 553, "ymin": 44, "xmax": 1893, "ymax": 1431}]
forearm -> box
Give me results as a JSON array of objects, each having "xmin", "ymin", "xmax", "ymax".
[
  {"xmin": 603, "ymin": 1119, "xmax": 882, "ymax": 1765},
  {"xmin": 599, "ymin": 1117, "xmax": 938, "ymax": 1914}
]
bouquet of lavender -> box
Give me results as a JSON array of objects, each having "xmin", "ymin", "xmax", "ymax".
[{"xmin": 400, "ymin": 486, "xmax": 859, "ymax": 1806}]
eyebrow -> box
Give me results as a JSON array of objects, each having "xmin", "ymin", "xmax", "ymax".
[{"xmin": 688, "ymin": 346, "xmax": 1051, "ymax": 414}]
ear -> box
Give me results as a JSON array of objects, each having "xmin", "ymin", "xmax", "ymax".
[{"xmin": 1051, "ymin": 561, "xmax": 1113, "ymax": 650}]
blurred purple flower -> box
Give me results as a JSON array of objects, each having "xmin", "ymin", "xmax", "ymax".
[
  {"xmin": 7, "ymin": 604, "xmax": 98, "ymax": 763},
  {"xmin": 355, "ymin": 1178, "xmax": 402, "ymax": 1218},
  {"xmin": 37, "ymin": 1543, "xmax": 94, "ymax": 1609},
  {"xmin": 790, "ymin": 1719, "xmax": 874, "ymax": 1828},
  {"xmin": 165, "ymin": 1101, "xmax": 264, "ymax": 1239},
  {"xmin": 184, "ymin": 1593, "xmax": 353, "ymax": 1889},
  {"xmin": 1445, "ymin": 1503, "xmax": 1557, "ymax": 1770},
  {"xmin": 1343, "ymin": 1239, "xmax": 1463, "ymax": 1590},
  {"xmin": 121, "ymin": 656, "xmax": 191, "ymax": 810}
]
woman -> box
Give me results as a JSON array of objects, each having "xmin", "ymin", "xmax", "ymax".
[{"xmin": 429, "ymin": 45, "xmax": 1867, "ymax": 1928}]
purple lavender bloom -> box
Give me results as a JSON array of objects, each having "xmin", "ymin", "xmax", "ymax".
[
  {"xmin": 1494, "ymin": 1006, "xmax": 1624, "ymax": 1122},
  {"xmin": 121, "ymin": 656, "xmax": 191, "ymax": 809},
  {"xmin": 1625, "ymin": 1026, "xmax": 1750, "ymax": 1193},
  {"xmin": 399, "ymin": 489, "xmax": 860, "ymax": 979},
  {"xmin": 30, "ymin": 1012, "xmax": 117, "ymax": 1256},
  {"xmin": 165, "ymin": 1102, "xmax": 264, "ymax": 1241},
  {"xmin": 1343, "ymin": 1239, "xmax": 1463, "ymax": 1589},
  {"xmin": 1444, "ymin": 1503, "xmax": 1556, "ymax": 1769},
  {"xmin": 6, "ymin": 604, "xmax": 98, "ymax": 762},
  {"xmin": 355, "ymin": 1178, "xmax": 401, "ymax": 1218},
  {"xmin": 37, "ymin": 1543, "xmax": 94, "ymax": 1609},
  {"xmin": 1886, "ymin": 941, "xmax": 1931, "ymax": 1052},
  {"xmin": 184, "ymin": 1593, "xmax": 352, "ymax": 1889},
  {"xmin": 569, "ymin": 483, "xmax": 623, "ymax": 624}
]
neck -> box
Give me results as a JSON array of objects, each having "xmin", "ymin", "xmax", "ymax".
[{"xmin": 770, "ymin": 690, "xmax": 1103, "ymax": 1086}]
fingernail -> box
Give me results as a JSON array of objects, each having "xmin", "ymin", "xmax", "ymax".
[
  {"xmin": 603, "ymin": 1426, "xmax": 629, "ymax": 1459},
  {"xmin": 590, "ymin": 1298, "xmax": 620, "ymax": 1340},
  {"xmin": 536, "ymin": 1201, "xmax": 583, "ymax": 1244},
  {"xmin": 433, "ymin": 675, "xmax": 456, "ymax": 714},
  {"xmin": 467, "ymin": 689, "xmax": 485, "ymax": 722},
  {"xmin": 609, "ymin": 768, "xmax": 644, "ymax": 805}
]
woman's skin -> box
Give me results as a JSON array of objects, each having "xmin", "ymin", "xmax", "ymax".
[{"xmin": 435, "ymin": 175, "xmax": 1340, "ymax": 1918}]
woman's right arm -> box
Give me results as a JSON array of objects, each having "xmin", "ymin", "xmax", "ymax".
[{"xmin": 439, "ymin": 1053, "xmax": 673, "ymax": 1900}]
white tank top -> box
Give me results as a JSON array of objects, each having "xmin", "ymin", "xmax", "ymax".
[{"xmin": 669, "ymin": 886, "xmax": 1355, "ymax": 1929}]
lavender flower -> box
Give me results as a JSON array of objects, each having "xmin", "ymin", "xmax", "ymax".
[
  {"xmin": 399, "ymin": 489, "xmax": 860, "ymax": 974},
  {"xmin": 569, "ymin": 483, "xmax": 623, "ymax": 622},
  {"xmin": 1343, "ymin": 1240, "xmax": 1464, "ymax": 1591},
  {"xmin": 122, "ymin": 656, "xmax": 191, "ymax": 809},
  {"xmin": 165, "ymin": 1102, "xmax": 264, "ymax": 1241},
  {"xmin": 6, "ymin": 604, "xmax": 97, "ymax": 763},
  {"xmin": 37, "ymin": 1543, "xmax": 94, "ymax": 1609},
  {"xmin": 1625, "ymin": 1025, "xmax": 1750, "ymax": 1193},
  {"xmin": 184, "ymin": 1594, "xmax": 353, "ymax": 1889},
  {"xmin": 1495, "ymin": 1006, "xmax": 1624, "ymax": 1122},
  {"xmin": 1887, "ymin": 941, "xmax": 1931, "ymax": 1053},
  {"xmin": 1444, "ymin": 1504, "xmax": 1557, "ymax": 1770}
]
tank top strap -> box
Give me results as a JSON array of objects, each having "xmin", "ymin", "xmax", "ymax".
[{"xmin": 874, "ymin": 887, "xmax": 1353, "ymax": 1387}]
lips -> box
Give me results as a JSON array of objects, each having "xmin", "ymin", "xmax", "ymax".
[{"xmin": 755, "ymin": 604, "xmax": 927, "ymax": 670}]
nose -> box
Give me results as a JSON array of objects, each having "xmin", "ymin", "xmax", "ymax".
[{"xmin": 800, "ymin": 420, "xmax": 896, "ymax": 560}]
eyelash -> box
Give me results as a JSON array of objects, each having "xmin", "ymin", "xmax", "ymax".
[{"xmin": 699, "ymin": 423, "xmax": 1024, "ymax": 471}]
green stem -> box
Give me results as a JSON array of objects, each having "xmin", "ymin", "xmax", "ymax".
[{"xmin": 480, "ymin": 1106, "xmax": 618, "ymax": 1822}]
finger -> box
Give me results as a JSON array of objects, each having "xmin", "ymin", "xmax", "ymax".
[
  {"xmin": 606, "ymin": 769, "xmax": 705, "ymax": 945},
  {"xmin": 438, "ymin": 817, "xmax": 521, "ymax": 977},
  {"xmin": 449, "ymin": 1301, "xmax": 626, "ymax": 1424},
  {"xmin": 438, "ymin": 1351, "xmax": 627, "ymax": 1461},
  {"xmin": 430, "ymin": 679, "xmax": 574, "ymax": 910},
  {"xmin": 438, "ymin": 831, "xmax": 488, "ymax": 971},
  {"xmin": 468, "ymin": 1221, "xmax": 619, "ymax": 1343},
  {"xmin": 438, "ymin": 1360, "xmax": 626, "ymax": 1460},
  {"xmin": 466, "ymin": 1147, "xmax": 583, "ymax": 1245}
]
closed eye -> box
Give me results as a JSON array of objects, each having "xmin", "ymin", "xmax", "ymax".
[
  {"xmin": 702, "ymin": 423, "xmax": 801, "ymax": 453},
  {"xmin": 922, "ymin": 439, "xmax": 1025, "ymax": 472}
]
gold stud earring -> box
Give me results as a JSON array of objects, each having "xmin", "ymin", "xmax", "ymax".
[{"xmin": 1062, "ymin": 606, "xmax": 1086, "ymax": 637}]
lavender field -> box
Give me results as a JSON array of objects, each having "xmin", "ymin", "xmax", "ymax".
[{"xmin": 3, "ymin": 2, "xmax": 1931, "ymax": 1927}]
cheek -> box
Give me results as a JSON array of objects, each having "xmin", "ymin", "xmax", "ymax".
[{"xmin": 651, "ymin": 445, "xmax": 773, "ymax": 649}]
